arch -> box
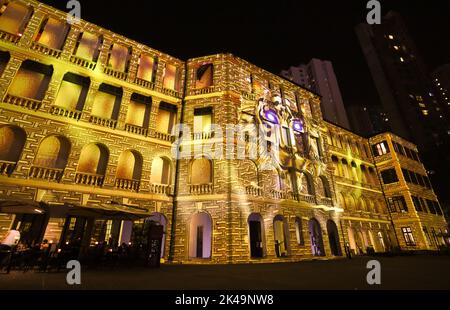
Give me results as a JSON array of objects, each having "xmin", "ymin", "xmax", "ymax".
[
  {"xmin": 338, "ymin": 193, "xmax": 347, "ymax": 210},
  {"xmin": 148, "ymin": 212, "xmax": 167, "ymax": 257},
  {"xmin": 359, "ymin": 197, "xmax": 366, "ymax": 211},
  {"xmin": 295, "ymin": 217, "xmax": 305, "ymax": 246},
  {"xmin": 34, "ymin": 135, "xmax": 71, "ymax": 169},
  {"xmin": 341, "ymin": 159, "xmax": 349, "ymax": 178},
  {"xmin": 347, "ymin": 227, "xmax": 357, "ymax": 254},
  {"xmin": 0, "ymin": 125, "xmax": 26, "ymax": 174},
  {"xmin": 77, "ymin": 143, "xmax": 109, "ymax": 175},
  {"xmin": 299, "ymin": 171, "xmax": 314, "ymax": 195},
  {"xmin": 331, "ymin": 155, "xmax": 340, "ymax": 176},
  {"xmin": 116, "ymin": 149, "xmax": 143, "ymax": 180},
  {"xmin": 308, "ymin": 218, "xmax": 325, "ymax": 256},
  {"xmin": 150, "ymin": 156, "xmax": 172, "ymax": 185},
  {"xmin": 189, "ymin": 212, "xmax": 212, "ymax": 258},
  {"xmin": 273, "ymin": 215, "xmax": 289, "ymax": 257},
  {"xmin": 327, "ymin": 220, "xmax": 342, "ymax": 256},
  {"xmin": 319, "ymin": 176, "xmax": 332, "ymax": 198},
  {"xmin": 248, "ymin": 213, "xmax": 266, "ymax": 258},
  {"xmin": 347, "ymin": 195, "xmax": 357, "ymax": 211},
  {"xmin": 190, "ymin": 157, "xmax": 213, "ymax": 185}
]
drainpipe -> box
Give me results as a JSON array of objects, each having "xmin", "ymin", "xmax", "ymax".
[{"xmin": 168, "ymin": 61, "xmax": 188, "ymax": 262}]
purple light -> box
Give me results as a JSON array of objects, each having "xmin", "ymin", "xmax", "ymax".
[
  {"xmin": 265, "ymin": 109, "xmax": 278, "ymax": 124},
  {"xmin": 293, "ymin": 119, "xmax": 303, "ymax": 132}
]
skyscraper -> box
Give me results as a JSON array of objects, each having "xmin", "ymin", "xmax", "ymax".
[{"xmin": 281, "ymin": 58, "xmax": 350, "ymax": 129}]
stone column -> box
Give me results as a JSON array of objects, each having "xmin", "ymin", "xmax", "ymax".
[
  {"xmin": 60, "ymin": 26, "xmax": 81, "ymax": 61},
  {"xmin": 117, "ymin": 88, "xmax": 132, "ymax": 130},
  {"xmin": 41, "ymin": 68, "xmax": 65, "ymax": 113},
  {"xmin": 80, "ymin": 80, "xmax": 101, "ymax": 122},
  {"xmin": 0, "ymin": 54, "xmax": 26, "ymax": 99},
  {"xmin": 17, "ymin": 11, "xmax": 45, "ymax": 48},
  {"xmin": 148, "ymin": 98, "xmax": 162, "ymax": 133},
  {"xmin": 126, "ymin": 47, "xmax": 141, "ymax": 84}
]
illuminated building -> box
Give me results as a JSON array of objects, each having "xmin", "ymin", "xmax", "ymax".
[{"xmin": 0, "ymin": 0, "xmax": 447, "ymax": 264}]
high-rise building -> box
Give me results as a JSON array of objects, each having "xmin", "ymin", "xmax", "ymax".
[
  {"xmin": 355, "ymin": 11, "xmax": 449, "ymax": 152},
  {"xmin": 346, "ymin": 104, "xmax": 390, "ymax": 136},
  {"xmin": 432, "ymin": 64, "xmax": 450, "ymax": 120},
  {"xmin": 281, "ymin": 59, "xmax": 350, "ymax": 129}
]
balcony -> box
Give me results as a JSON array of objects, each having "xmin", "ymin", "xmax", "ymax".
[
  {"xmin": 149, "ymin": 183, "xmax": 172, "ymax": 195},
  {"xmin": 242, "ymin": 91, "xmax": 257, "ymax": 101},
  {"xmin": 104, "ymin": 67, "xmax": 127, "ymax": 81},
  {"xmin": 189, "ymin": 183, "xmax": 213, "ymax": 194},
  {"xmin": 245, "ymin": 184, "xmax": 262, "ymax": 196},
  {"xmin": 4, "ymin": 94, "xmax": 42, "ymax": 111},
  {"xmin": 134, "ymin": 77, "xmax": 156, "ymax": 90},
  {"xmin": 0, "ymin": 160, "xmax": 16, "ymax": 176},
  {"xmin": 270, "ymin": 189, "xmax": 286, "ymax": 200},
  {"xmin": 75, "ymin": 172, "xmax": 105, "ymax": 186},
  {"xmin": 89, "ymin": 115, "xmax": 117, "ymax": 129},
  {"xmin": 161, "ymin": 87, "xmax": 181, "ymax": 98},
  {"xmin": 30, "ymin": 41, "xmax": 62, "ymax": 58},
  {"xmin": 50, "ymin": 106, "xmax": 82, "ymax": 120},
  {"xmin": 298, "ymin": 193, "xmax": 316, "ymax": 204},
  {"xmin": 150, "ymin": 130, "xmax": 175, "ymax": 142},
  {"xmin": 69, "ymin": 55, "xmax": 97, "ymax": 70},
  {"xmin": 0, "ymin": 30, "xmax": 20, "ymax": 44},
  {"xmin": 190, "ymin": 86, "xmax": 215, "ymax": 96},
  {"xmin": 115, "ymin": 178, "xmax": 140, "ymax": 191},
  {"xmin": 125, "ymin": 123, "xmax": 148, "ymax": 136},
  {"xmin": 192, "ymin": 131, "xmax": 214, "ymax": 140},
  {"xmin": 317, "ymin": 196, "xmax": 333, "ymax": 207},
  {"xmin": 29, "ymin": 166, "xmax": 64, "ymax": 181}
]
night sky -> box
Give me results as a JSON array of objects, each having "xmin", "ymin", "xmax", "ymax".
[{"xmin": 41, "ymin": 0, "xmax": 450, "ymax": 108}]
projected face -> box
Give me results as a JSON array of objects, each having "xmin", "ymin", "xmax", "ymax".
[
  {"xmin": 264, "ymin": 109, "xmax": 279, "ymax": 124},
  {"xmin": 293, "ymin": 119, "xmax": 304, "ymax": 133}
]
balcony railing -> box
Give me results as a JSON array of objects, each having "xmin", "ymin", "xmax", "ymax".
[
  {"xmin": 75, "ymin": 172, "xmax": 105, "ymax": 186},
  {"xmin": 69, "ymin": 55, "xmax": 97, "ymax": 70},
  {"xmin": 298, "ymin": 193, "xmax": 316, "ymax": 204},
  {"xmin": 0, "ymin": 160, "xmax": 16, "ymax": 176},
  {"xmin": 89, "ymin": 115, "xmax": 117, "ymax": 129},
  {"xmin": 0, "ymin": 30, "xmax": 20, "ymax": 44},
  {"xmin": 161, "ymin": 87, "xmax": 181, "ymax": 98},
  {"xmin": 134, "ymin": 77, "xmax": 156, "ymax": 90},
  {"xmin": 29, "ymin": 166, "xmax": 64, "ymax": 181},
  {"xmin": 192, "ymin": 131, "xmax": 214, "ymax": 140},
  {"xmin": 245, "ymin": 184, "xmax": 262, "ymax": 196},
  {"xmin": 104, "ymin": 67, "xmax": 128, "ymax": 80},
  {"xmin": 125, "ymin": 123, "xmax": 148, "ymax": 136},
  {"xmin": 190, "ymin": 86, "xmax": 215, "ymax": 96},
  {"xmin": 150, "ymin": 130, "xmax": 175, "ymax": 142},
  {"xmin": 30, "ymin": 41, "xmax": 62, "ymax": 58},
  {"xmin": 150, "ymin": 183, "xmax": 172, "ymax": 195},
  {"xmin": 317, "ymin": 196, "xmax": 333, "ymax": 207},
  {"xmin": 270, "ymin": 189, "xmax": 286, "ymax": 200},
  {"xmin": 115, "ymin": 178, "xmax": 140, "ymax": 191},
  {"xmin": 50, "ymin": 106, "xmax": 82, "ymax": 120},
  {"xmin": 189, "ymin": 183, "xmax": 213, "ymax": 194},
  {"xmin": 4, "ymin": 94, "xmax": 42, "ymax": 111}
]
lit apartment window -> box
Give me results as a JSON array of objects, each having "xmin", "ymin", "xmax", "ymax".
[
  {"xmin": 381, "ymin": 168, "xmax": 398, "ymax": 184},
  {"xmin": 34, "ymin": 17, "xmax": 70, "ymax": 50},
  {"xmin": 73, "ymin": 32, "xmax": 102, "ymax": 62},
  {"xmin": 136, "ymin": 54, "xmax": 157, "ymax": 83},
  {"xmin": 106, "ymin": 43, "xmax": 131, "ymax": 72},
  {"xmin": 388, "ymin": 34, "xmax": 394, "ymax": 40},
  {"xmin": 193, "ymin": 107, "xmax": 212, "ymax": 135},
  {"xmin": 401, "ymin": 227, "xmax": 416, "ymax": 246},
  {"xmin": 372, "ymin": 141, "xmax": 389, "ymax": 156},
  {"xmin": 195, "ymin": 63, "xmax": 213, "ymax": 89},
  {"xmin": 162, "ymin": 63, "xmax": 179, "ymax": 90},
  {"xmin": 0, "ymin": 2, "xmax": 32, "ymax": 36}
]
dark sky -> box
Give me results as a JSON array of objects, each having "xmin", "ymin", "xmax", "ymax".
[{"xmin": 41, "ymin": 0, "xmax": 450, "ymax": 108}]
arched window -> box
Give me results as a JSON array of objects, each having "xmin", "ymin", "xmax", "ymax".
[
  {"xmin": 0, "ymin": 125, "xmax": 26, "ymax": 175},
  {"xmin": 150, "ymin": 156, "xmax": 172, "ymax": 185},
  {"xmin": 115, "ymin": 149, "xmax": 143, "ymax": 191},
  {"xmin": 301, "ymin": 172, "xmax": 315, "ymax": 195},
  {"xmin": 327, "ymin": 220, "xmax": 342, "ymax": 256},
  {"xmin": 76, "ymin": 143, "xmax": 109, "ymax": 186},
  {"xmin": 295, "ymin": 217, "xmax": 305, "ymax": 246},
  {"xmin": 248, "ymin": 213, "xmax": 266, "ymax": 258},
  {"xmin": 190, "ymin": 157, "xmax": 213, "ymax": 185},
  {"xmin": 319, "ymin": 176, "xmax": 332, "ymax": 198},
  {"xmin": 341, "ymin": 159, "xmax": 349, "ymax": 178},
  {"xmin": 309, "ymin": 218, "xmax": 325, "ymax": 256},
  {"xmin": 273, "ymin": 215, "xmax": 289, "ymax": 257},
  {"xmin": 189, "ymin": 212, "xmax": 212, "ymax": 258}
]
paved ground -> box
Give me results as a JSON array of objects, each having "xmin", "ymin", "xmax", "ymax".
[{"xmin": 0, "ymin": 255, "xmax": 449, "ymax": 290}]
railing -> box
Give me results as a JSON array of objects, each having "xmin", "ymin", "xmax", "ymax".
[
  {"xmin": 125, "ymin": 123, "xmax": 148, "ymax": 136},
  {"xmin": 150, "ymin": 130, "xmax": 175, "ymax": 142},
  {"xmin": 190, "ymin": 86, "xmax": 215, "ymax": 96},
  {"xmin": 89, "ymin": 115, "xmax": 117, "ymax": 128},
  {"xmin": 104, "ymin": 67, "xmax": 128, "ymax": 80},
  {"xmin": 30, "ymin": 41, "xmax": 62, "ymax": 58},
  {"xmin": 134, "ymin": 77, "xmax": 156, "ymax": 90},
  {"xmin": 245, "ymin": 184, "xmax": 262, "ymax": 196},
  {"xmin": 75, "ymin": 172, "xmax": 105, "ymax": 186},
  {"xmin": 298, "ymin": 193, "xmax": 316, "ymax": 204},
  {"xmin": 0, "ymin": 30, "xmax": 20, "ymax": 44},
  {"xmin": 0, "ymin": 160, "xmax": 16, "ymax": 176},
  {"xmin": 69, "ymin": 55, "xmax": 97, "ymax": 70},
  {"xmin": 161, "ymin": 87, "xmax": 181, "ymax": 98},
  {"xmin": 242, "ymin": 91, "xmax": 257, "ymax": 101},
  {"xmin": 150, "ymin": 183, "xmax": 172, "ymax": 195},
  {"xmin": 50, "ymin": 106, "xmax": 82, "ymax": 120},
  {"xmin": 115, "ymin": 178, "xmax": 140, "ymax": 191},
  {"xmin": 189, "ymin": 183, "xmax": 213, "ymax": 194},
  {"xmin": 192, "ymin": 131, "xmax": 214, "ymax": 140},
  {"xmin": 270, "ymin": 189, "xmax": 286, "ymax": 199},
  {"xmin": 4, "ymin": 94, "xmax": 42, "ymax": 111},
  {"xmin": 317, "ymin": 196, "xmax": 333, "ymax": 207},
  {"xmin": 29, "ymin": 166, "xmax": 64, "ymax": 181}
]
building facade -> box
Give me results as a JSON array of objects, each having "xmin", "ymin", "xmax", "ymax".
[
  {"xmin": 281, "ymin": 58, "xmax": 350, "ymax": 130},
  {"xmin": 0, "ymin": 1, "xmax": 447, "ymax": 264}
]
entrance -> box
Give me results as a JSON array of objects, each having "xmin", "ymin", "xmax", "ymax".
[
  {"xmin": 309, "ymin": 218, "xmax": 325, "ymax": 256},
  {"xmin": 326, "ymin": 220, "xmax": 342, "ymax": 256}
]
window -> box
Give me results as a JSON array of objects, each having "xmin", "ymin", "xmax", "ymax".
[
  {"xmin": 411, "ymin": 196, "xmax": 422, "ymax": 212},
  {"xmin": 388, "ymin": 196, "xmax": 408, "ymax": 213},
  {"xmin": 73, "ymin": 32, "xmax": 102, "ymax": 62},
  {"xmin": 195, "ymin": 63, "xmax": 213, "ymax": 89},
  {"xmin": 193, "ymin": 107, "xmax": 212, "ymax": 134},
  {"xmin": 426, "ymin": 200, "xmax": 437, "ymax": 215},
  {"xmin": 402, "ymin": 168, "xmax": 411, "ymax": 183},
  {"xmin": 281, "ymin": 127, "xmax": 292, "ymax": 147},
  {"xmin": 0, "ymin": 2, "xmax": 32, "ymax": 36},
  {"xmin": 372, "ymin": 141, "xmax": 389, "ymax": 156},
  {"xmin": 54, "ymin": 72, "xmax": 90, "ymax": 112},
  {"xmin": 137, "ymin": 54, "xmax": 157, "ymax": 83},
  {"xmin": 35, "ymin": 17, "xmax": 70, "ymax": 50},
  {"xmin": 410, "ymin": 171, "xmax": 419, "ymax": 185},
  {"xmin": 417, "ymin": 174, "xmax": 425, "ymax": 187},
  {"xmin": 423, "ymin": 176, "xmax": 432, "ymax": 189},
  {"xmin": 419, "ymin": 198, "xmax": 428, "ymax": 213},
  {"xmin": 106, "ymin": 43, "xmax": 131, "ymax": 72},
  {"xmin": 8, "ymin": 60, "xmax": 53, "ymax": 101},
  {"xmin": 381, "ymin": 169, "xmax": 398, "ymax": 184},
  {"xmin": 401, "ymin": 227, "xmax": 416, "ymax": 246},
  {"xmin": 155, "ymin": 102, "xmax": 177, "ymax": 134},
  {"xmin": 163, "ymin": 63, "xmax": 179, "ymax": 90}
]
